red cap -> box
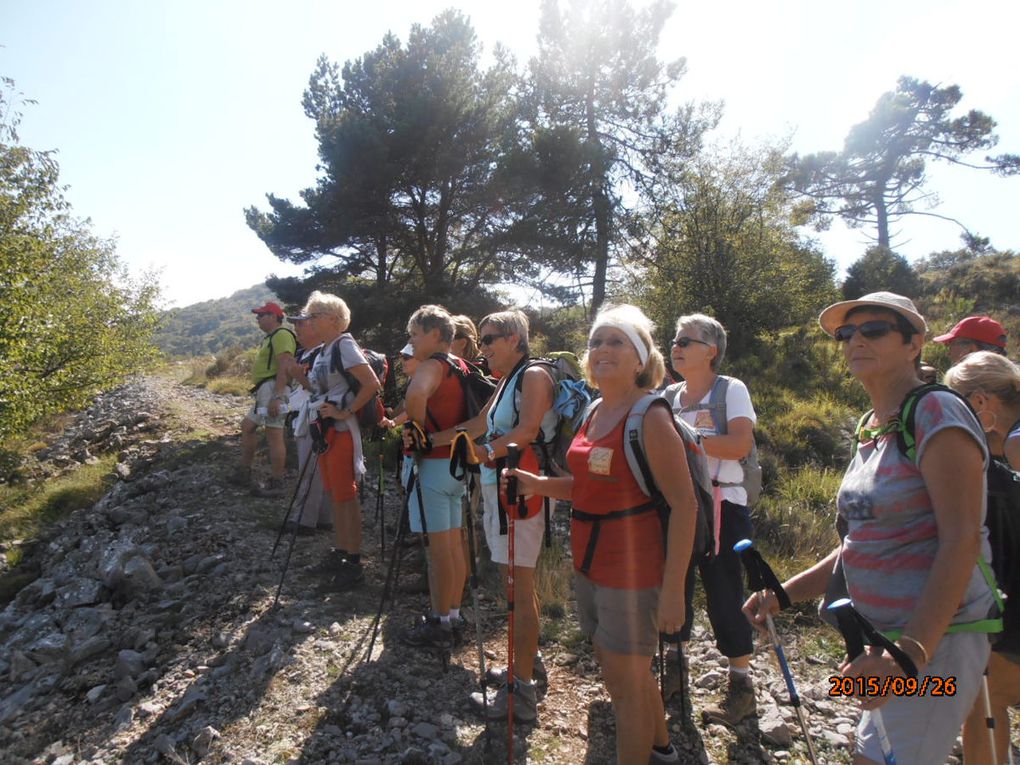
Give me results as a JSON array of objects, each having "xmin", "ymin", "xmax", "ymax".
[
  {"xmin": 251, "ymin": 302, "xmax": 284, "ymax": 318},
  {"xmin": 933, "ymin": 316, "xmax": 1007, "ymax": 348}
]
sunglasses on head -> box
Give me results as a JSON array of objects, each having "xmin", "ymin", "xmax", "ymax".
[
  {"xmin": 479, "ymin": 333, "xmax": 507, "ymax": 346},
  {"xmin": 671, "ymin": 337, "xmax": 709, "ymax": 348},
  {"xmin": 833, "ymin": 320, "xmax": 899, "ymax": 343}
]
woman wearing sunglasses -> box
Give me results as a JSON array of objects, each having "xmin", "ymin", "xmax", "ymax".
[
  {"xmin": 664, "ymin": 313, "xmax": 759, "ymax": 725},
  {"xmin": 744, "ymin": 292, "xmax": 994, "ymax": 765},
  {"xmin": 429, "ymin": 309, "xmax": 557, "ymax": 722}
]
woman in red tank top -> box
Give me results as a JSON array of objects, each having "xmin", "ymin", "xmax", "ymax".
[{"xmin": 507, "ymin": 304, "xmax": 698, "ymax": 765}]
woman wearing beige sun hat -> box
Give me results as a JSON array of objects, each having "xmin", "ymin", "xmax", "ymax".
[{"xmin": 745, "ymin": 291, "xmax": 996, "ymax": 765}]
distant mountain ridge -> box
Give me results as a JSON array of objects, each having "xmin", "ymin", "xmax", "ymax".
[{"xmin": 155, "ymin": 284, "xmax": 282, "ymax": 357}]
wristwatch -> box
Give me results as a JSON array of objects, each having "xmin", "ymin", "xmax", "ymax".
[{"xmin": 484, "ymin": 443, "xmax": 496, "ymax": 462}]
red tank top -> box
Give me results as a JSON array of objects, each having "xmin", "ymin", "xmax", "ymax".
[
  {"xmin": 566, "ymin": 413, "xmax": 666, "ymax": 589},
  {"xmin": 420, "ymin": 359, "xmax": 467, "ymax": 460}
]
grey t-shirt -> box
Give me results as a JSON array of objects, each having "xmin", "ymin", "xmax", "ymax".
[{"xmin": 835, "ymin": 389, "xmax": 994, "ymax": 632}]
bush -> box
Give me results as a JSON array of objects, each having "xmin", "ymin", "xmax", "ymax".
[
  {"xmin": 760, "ymin": 395, "xmax": 856, "ymax": 469},
  {"xmin": 753, "ymin": 465, "xmax": 841, "ymax": 562}
]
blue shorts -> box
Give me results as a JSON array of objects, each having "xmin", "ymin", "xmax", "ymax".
[{"xmin": 402, "ymin": 456, "xmax": 465, "ymax": 534}]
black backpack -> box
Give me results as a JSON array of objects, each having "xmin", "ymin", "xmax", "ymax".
[
  {"xmin": 330, "ymin": 335, "xmax": 390, "ymax": 429},
  {"xmin": 426, "ymin": 353, "xmax": 498, "ymax": 430}
]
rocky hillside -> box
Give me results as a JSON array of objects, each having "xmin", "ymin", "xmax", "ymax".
[{"xmin": 0, "ymin": 373, "xmax": 985, "ymax": 764}]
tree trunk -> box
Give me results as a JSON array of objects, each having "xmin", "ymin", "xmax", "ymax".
[
  {"xmin": 586, "ymin": 89, "xmax": 610, "ymax": 317},
  {"xmin": 875, "ymin": 195, "xmax": 890, "ymax": 250}
]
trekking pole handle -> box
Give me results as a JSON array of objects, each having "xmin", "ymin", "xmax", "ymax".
[{"xmin": 506, "ymin": 443, "xmax": 520, "ymax": 505}]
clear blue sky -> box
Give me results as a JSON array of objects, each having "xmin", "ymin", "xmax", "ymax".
[{"xmin": 3, "ymin": 0, "xmax": 1018, "ymax": 307}]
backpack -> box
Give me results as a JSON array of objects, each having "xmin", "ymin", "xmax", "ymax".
[
  {"xmin": 512, "ymin": 352, "xmax": 598, "ymax": 473},
  {"xmin": 330, "ymin": 335, "xmax": 390, "ymax": 429},
  {"xmin": 427, "ymin": 353, "xmax": 498, "ymax": 430},
  {"xmin": 850, "ymin": 383, "xmax": 1008, "ymax": 642},
  {"xmin": 664, "ymin": 376, "xmax": 763, "ymax": 506},
  {"xmin": 571, "ymin": 395, "xmax": 716, "ymax": 575}
]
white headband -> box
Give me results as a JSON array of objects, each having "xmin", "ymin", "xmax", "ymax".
[{"xmin": 589, "ymin": 320, "xmax": 649, "ymax": 366}]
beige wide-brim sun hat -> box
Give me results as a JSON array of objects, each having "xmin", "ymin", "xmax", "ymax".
[{"xmin": 818, "ymin": 291, "xmax": 928, "ymax": 338}]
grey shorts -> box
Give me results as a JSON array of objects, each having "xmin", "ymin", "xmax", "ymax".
[
  {"xmin": 855, "ymin": 631, "xmax": 990, "ymax": 765},
  {"xmin": 574, "ymin": 572, "xmax": 659, "ymax": 656}
]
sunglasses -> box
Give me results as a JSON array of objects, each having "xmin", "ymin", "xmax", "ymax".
[
  {"xmin": 833, "ymin": 320, "xmax": 898, "ymax": 343},
  {"xmin": 479, "ymin": 333, "xmax": 507, "ymax": 346},
  {"xmin": 671, "ymin": 337, "xmax": 710, "ymax": 348},
  {"xmin": 256, "ymin": 312, "xmax": 276, "ymax": 318}
]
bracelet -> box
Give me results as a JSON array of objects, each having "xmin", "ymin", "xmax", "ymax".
[{"xmin": 897, "ymin": 634, "xmax": 930, "ymax": 666}]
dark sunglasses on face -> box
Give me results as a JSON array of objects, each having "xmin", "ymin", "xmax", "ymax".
[
  {"xmin": 833, "ymin": 320, "xmax": 898, "ymax": 343},
  {"xmin": 479, "ymin": 333, "xmax": 507, "ymax": 346},
  {"xmin": 672, "ymin": 337, "xmax": 709, "ymax": 348}
]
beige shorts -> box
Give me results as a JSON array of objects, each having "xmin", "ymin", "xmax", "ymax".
[
  {"xmin": 245, "ymin": 380, "xmax": 288, "ymax": 429},
  {"xmin": 481, "ymin": 482, "xmax": 545, "ymax": 568}
]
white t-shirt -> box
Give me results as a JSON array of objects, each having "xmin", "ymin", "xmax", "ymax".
[
  {"xmin": 310, "ymin": 334, "xmax": 368, "ymax": 433},
  {"xmin": 667, "ymin": 376, "xmax": 757, "ymax": 505}
]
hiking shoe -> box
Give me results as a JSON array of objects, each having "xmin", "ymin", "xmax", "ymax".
[
  {"xmin": 321, "ymin": 562, "xmax": 364, "ymax": 592},
  {"xmin": 486, "ymin": 653, "xmax": 548, "ymax": 686},
  {"xmin": 660, "ymin": 648, "xmax": 688, "ymax": 702},
  {"xmin": 401, "ymin": 615, "xmax": 453, "ymax": 650},
  {"xmin": 251, "ymin": 476, "xmax": 286, "ymax": 498},
  {"xmin": 226, "ymin": 465, "xmax": 251, "ymax": 488},
  {"xmin": 702, "ymin": 674, "xmax": 757, "ymax": 727},
  {"xmin": 450, "ymin": 614, "xmax": 468, "ymax": 647},
  {"xmin": 469, "ymin": 678, "xmax": 538, "ymax": 723},
  {"xmin": 649, "ymin": 743, "xmax": 680, "ymax": 764}
]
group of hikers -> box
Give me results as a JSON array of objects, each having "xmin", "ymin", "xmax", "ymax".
[{"xmin": 227, "ymin": 290, "xmax": 1019, "ymax": 765}]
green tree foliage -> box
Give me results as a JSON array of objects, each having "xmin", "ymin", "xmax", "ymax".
[
  {"xmin": 0, "ymin": 79, "xmax": 160, "ymax": 439},
  {"xmin": 154, "ymin": 284, "xmax": 276, "ymax": 357},
  {"xmin": 788, "ymin": 76, "xmax": 1020, "ymax": 249},
  {"xmin": 246, "ymin": 11, "xmax": 529, "ymax": 301},
  {"xmin": 841, "ymin": 246, "xmax": 920, "ymax": 299},
  {"xmin": 520, "ymin": 0, "xmax": 718, "ymax": 314},
  {"xmin": 913, "ymin": 236, "xmax": 1019, "ymax": 358},
  {"xmin": 630, "ymin": 143, "xmax": 837, "ymax": 361}
]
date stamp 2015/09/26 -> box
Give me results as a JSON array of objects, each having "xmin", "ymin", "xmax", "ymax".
[{"xmin": 828, "ymin": 675, "xmax": 957, "ymax": 698}]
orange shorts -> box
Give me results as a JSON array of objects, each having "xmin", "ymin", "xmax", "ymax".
[{"xmin": 319, "ymin": 429, "xmax": 357, "ymax": 502}]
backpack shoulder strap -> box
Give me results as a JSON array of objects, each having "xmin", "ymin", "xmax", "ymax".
[
  {"xmin": 622, "ymin": 394, "xmax": 671, "ymax": 500},
  {"xmin": 851, "ymin": 410, "xmax": 874, "ymax": 459},
  {"xmin": 707, "ymin": 375, "xmax": 730, "ymax": 435},
  {"xmin": 899, "ymin": 383, "xmax": 972, "ymax": 463}
]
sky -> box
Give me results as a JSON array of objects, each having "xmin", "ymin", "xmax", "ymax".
[{"xmin": 3, "ymin": 0, "xmax": 1019, "ymax": 308}]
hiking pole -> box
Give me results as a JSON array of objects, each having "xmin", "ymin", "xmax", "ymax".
[
  {"xmin": 365, "ymin": 461, "xmax": 418, "ymax": 662},
  {"xmin": 828, "ymin": 598, "xmax": 919, "ymax": 765},
  {"xmin": 272, "ymin": 456, "xmax": 320, "ymax": 608},
  {"xmin": 506, "ymin": 443, "xmax": 521, "ymax": 765},
  {"xmin": 463, "ymin": 473, "xmax": 492, "ymax": 755},
  {"xmin": 375, "ymin": 454, "xmax": 386, "ymax": 558},
  {"xmin": 980, "ymin": 668, "xmax": 999, "ymax": 765},
  {"xmin": 271, "ymin": 442, "xmax": 318, "ymax": 556},
  {"xmin": 734, "ymin": 539, "xmax": 817, "ymax": 765}
]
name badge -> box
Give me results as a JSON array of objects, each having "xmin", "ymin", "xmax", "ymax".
[
  {"xmin": 588, "ymin": 447, "xmax": 613, "ymax": 476},
  {"xmin": 695, "ymin": 410, "xmax": 716, "ymax": 433}
]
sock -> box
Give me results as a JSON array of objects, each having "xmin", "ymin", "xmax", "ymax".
[
  {"xmin": 346, "ymin": 553, "xmax": 361, "ymax": 565},
  {"xmin": 439, "ymin": 613, "xmax": 451, "ymax": 625},
  {"xmin": 449, "ymin": 607, "xmax": 460, "ymax": 620},
  {"xmin": 652, "ymin": 744, "xmax": 674, "ymax": 755},
  {"xmin": 729, "ymin": 665, "xmax": 750, "ymax": 678}
]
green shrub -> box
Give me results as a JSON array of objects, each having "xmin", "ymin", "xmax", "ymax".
[
  {"xmin": 753, "ymin": 465, "xmax": 841, "ymax": 563},
  {"xmin": 760, "ymin": 395, "xmax": 856, "ymax": 469}
]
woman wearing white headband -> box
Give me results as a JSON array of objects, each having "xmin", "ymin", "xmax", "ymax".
[{"xmin": 508, "ymin": 303, "xmax": 697, "ymax": 764}]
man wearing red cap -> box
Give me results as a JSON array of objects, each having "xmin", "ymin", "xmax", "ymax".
[
  {"xmin": 934, "ymin": 316, "xmax": 1009, "ymax": 365},
  {"xmin": 228, "ymin": 302, "xmax": 297, "ymax": 496}
]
